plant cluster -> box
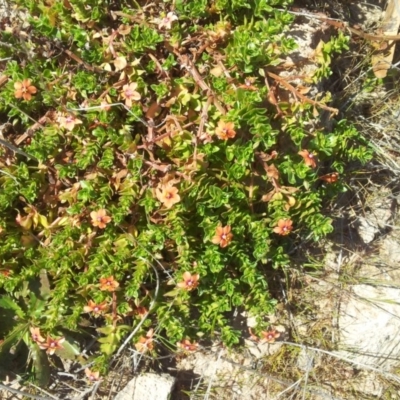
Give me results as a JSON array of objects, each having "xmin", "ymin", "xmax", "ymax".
[{"xmin": 0, "ymin": 0, "xmax": 371, "ymax": 382}]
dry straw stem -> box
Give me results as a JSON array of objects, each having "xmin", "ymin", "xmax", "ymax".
[
  {"xmin": 0, "ymin": 382, "xmax": 54, "ymax": 400},
  {"xmin": 281, "ymin": 7, "xmax": 400, "ymax": 42},
  {"xmin": 213, "ymin": 352, "xmax": 343, "ymax": 400},
  {"xmin": 266, "ymin": 71, "xmax": 338, "ymax": 115},
  {"xmin": 280, "ymin": 341, "xmax": 400, "ymax": 384}
]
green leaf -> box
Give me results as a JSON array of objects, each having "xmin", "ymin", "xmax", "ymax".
[
  {"xmin": 0, "ymin": 296, "xmax": 26, "ymax": 319},
  {"xmin": 32, "ymin": 343, "xmax": 50, "ymax": 386},
  {"xmin": 55, "ymin": 335, "xmax": 81, "ymax": 360}
]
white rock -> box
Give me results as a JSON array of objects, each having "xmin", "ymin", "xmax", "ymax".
[
  {"xmin": 177, "ymin": 351, "xmax": 271, "ymax": 399},
  {"xmin": 338, "ymin": 284, "xmax": 400, "ymax": 369},
  {"xmin": 179, "ymin": 351, "xmax": 235, "ymax": 378},
  {"xmin": 297, "ymin": 348, "xmax": 315, "ymax": 372},
  {"xmin": 356, "ymin": 196, "xmax": 394, "ymax": 244},
  {"xmin": 245, "ymin": 339, "xmax": 282, "ymax": 359},
  {"xmin": 380, "ymin": 236, "xmax": 400, "ymax": 266},
  {"xmin": 350, "ymin": 371, "xmax": 383, "ymax": 397},
  {"xmin": 114, "ymin": 373, "xmax": 175, "ymax": 400}
]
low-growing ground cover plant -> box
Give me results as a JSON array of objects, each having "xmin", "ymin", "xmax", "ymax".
[{"xmin": 0, "ymin": 0, "xmax": 372, "ymax": 383}]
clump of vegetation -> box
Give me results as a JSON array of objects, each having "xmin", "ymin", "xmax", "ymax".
[{"xmin": 0, "ymin": 0, "xmax": 371, "ymax": 383}]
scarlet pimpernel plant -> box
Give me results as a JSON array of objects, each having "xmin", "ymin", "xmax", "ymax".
[
  {"xmin": 212, "ymin": 225, "xmax": 233, "ymax": 248},
  {"xmin": 215, "ymin": 120, "xmax": 236, "ymax": 140},
  {"xmin": 0, "ymin": 0, "xmax": 373, "ymax": 383},
  {"xmin": 176, "ymin": 272, "xmax": 200, "ymax": 291},
  {"xmin": 14, "ymin": 79, "xmax": 37, "ymax": 101},
  {"xmin": 90, "ymin": 209, "xmax": 112, "ymax": 229}
]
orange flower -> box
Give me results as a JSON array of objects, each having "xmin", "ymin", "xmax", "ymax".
[
  {"xmin": 83, "ymin": 300, "xmax": 109, "ymax": 316},
  {"xmin": 57, "ymin": 113, "xmax": 83, "ymax": 131},
  {"xmin": 121, "ymin": 82, "xmax": 141, "ymax": 107},
  {"xmin": 99, "ymin": 276, "xmax": 119, "ymax": 292},
  {"xmin": 176, "ymin": 271, "xmax": 200, "ymax": 291},
  {"xmin": 215, "ymin": 120, "xmax": 236, "ymax": 140},
  {"xmin": 30, "ymin": 327, "xmax": 45, "ymax": 344},
  {"xmin": 90, "ymin": 209, "xmax": 112, "ymax": 229},
  {"xmin": 260, "ymin": 329, "xmax": 280, "ymax": 343},
  {"xmin": 238, "ymin": 77, "xmax": 257, "ymax": 91},
  {"xmin": 133, "ymin": 305, "xmax": 148, "ymax": 319},
  {"xmin": 85, "ymin": 368, "xmax": 101, "ymax": 382},
  {"xmin": 156, "ymin": 184, "xmax": 180, "ymax": 209},
  {"xmin": 177, "ymin": 339, "xmax": 198, "ymax": 352},
  {"xmin": 14, "ymin": 79, "xmax": 37, "ymax": 101},
  {"xmin": 211, "ymin": 225, "xmax": 233, "ymax": 248},
  {"xmin": 319, "ymin": 172, "xmax": 339, "ymax": 183},
  {"xmin": 100, "ymin": 100, "xmax": 111, "ymax": 111},
  {"xmin": 248, "ymin": 328, "xmax": 259, "ymax": 342},
  {"xmin": 38, "ymin": 336, "xmax": 65, "ymax": 355},
  {"xmin": 135, "ymin": 329, "xmax": 154, "ymax": 353},
  {"xmin": 273, "ymin": 219, "xmax": 293, "ymax": 236},
  {"xmin": 298, "ymin": 149, "xmax": 317, "ymax": 168}
]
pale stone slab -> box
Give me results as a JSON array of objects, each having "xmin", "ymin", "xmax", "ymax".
[
  {"xmin": 339, "ymin": 284, "xmax": 400, "ymax": 369},
  {"xmin": 114, "ymin": 373, "xmax": 175, "ymax": 400}
]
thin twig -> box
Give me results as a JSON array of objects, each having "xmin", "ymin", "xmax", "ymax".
[
  {"xmin": 0, "ymin": 383, "xmax": 54, "ymax": 400},
  {"xmin": 266, "ymin": 71, "xmax": 338, "ymax": 115},
  {"xmin": 0, "ymin": 41, "xmax": 13, "ymax": 48},
  {"xmin": 204, "ymin": 349, "xmax": 223, "ymax": 400},
  {"xmin": 301, "ymin": 352, "xmax": 314, "ymax": 400},
  {"xmin": 273, "ymin": 378, "xmax": 302, "ymax": 399},
  {"xmin": 280, "ymin": 341, "xmax": 400, "ymax": 384},
  {"xmin": 0, "ymin": 168, "xmax": 18, "ymax": 181},
  {"xmin": 89, "ymin": 380, "xmax": 101, "ymax": 400},
  {"xmin": 0, "ymin": 138, "xmax": 37, "ymax": 160},
  {"xmin": 26, "ymin": 382, "xmax": 58, "ymax": 400},
  {"xmin": 173, "ymin": 51, "xmax": 226, "ymax": 115},
  {"xmin": 218, "ymin": 354, "xmax": 342, "ymax": 400}
]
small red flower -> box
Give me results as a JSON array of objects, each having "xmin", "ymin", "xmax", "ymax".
[
  {"xmin": 260, "ymin": 329, "xmax": 280, "ymax": 343},
  {"xmin": 83, "ymin": 300, "xmax": 109, "ymax": 316},
  {"xmin": 133, "ymin": 306, "xmax": 148, "ymax": 319},
  {"xmin": 156, "ymin": 184, "xmax": 181, "ymax": 209},
  {"xmin": 135, "ymin": 329, "xmax": 154, "ymax": 353},
  {"xmin": 211, "ymin": 225, "xmax": 233, "ymax": 248},
  {"xmin": 177, "ymin": 339, "xmax": 198, "ymax": 352},
  {"xmin": 38, "ymin": 336, "xmax": 65, "ymax": 355},
  {"xmin": 176, "ymin": 272, "xmax": 200, "ymax": 291},
  {"xmin": 57, "ymin": 113, "xmax": 83, "ymax": 131},
  {"xmin": 215, "ymin": 120, "xmax": 236, "ymax": 140},
  {"xmin": 30, "ymin": 327, "xmax": 45, "ymax": 344},
  {"xmin": 90, "ymin": 209, "xmax": 112, "ymax": 229},
  {"xmin": 248, "ymin": 328, "xmax": 259, "ymax": 342},
  {"xmin": 319, "ymin": 172, "xmax": 339, "ymax": 183},
  {"xmin": 273, "ymin": 219, "xmax": 293, "ymax": 236},
  {"xmin": 157, "ymin": 12, "xmax": 178, "ymax": 30},
  {"xmin": 99, "ymin": 276, "xmax": 119, "ymax": 292},
  {"xmin": 121, "ymin": 82, "xmax": 141, "ymax": 107},
  {"xmin": 298, "ymin": 150, "xmax": 317, "ymax": 168},
  {"xmin": 238, "ymin": 77, "xmax": 257, "ymax": 91},
  {"xmin": 85, "ymin": 368, "xmax": 101, "ymax": 382},
  {"xmin": 14, "ymin": 79, "xmax": 37, "ymax": 101}
]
